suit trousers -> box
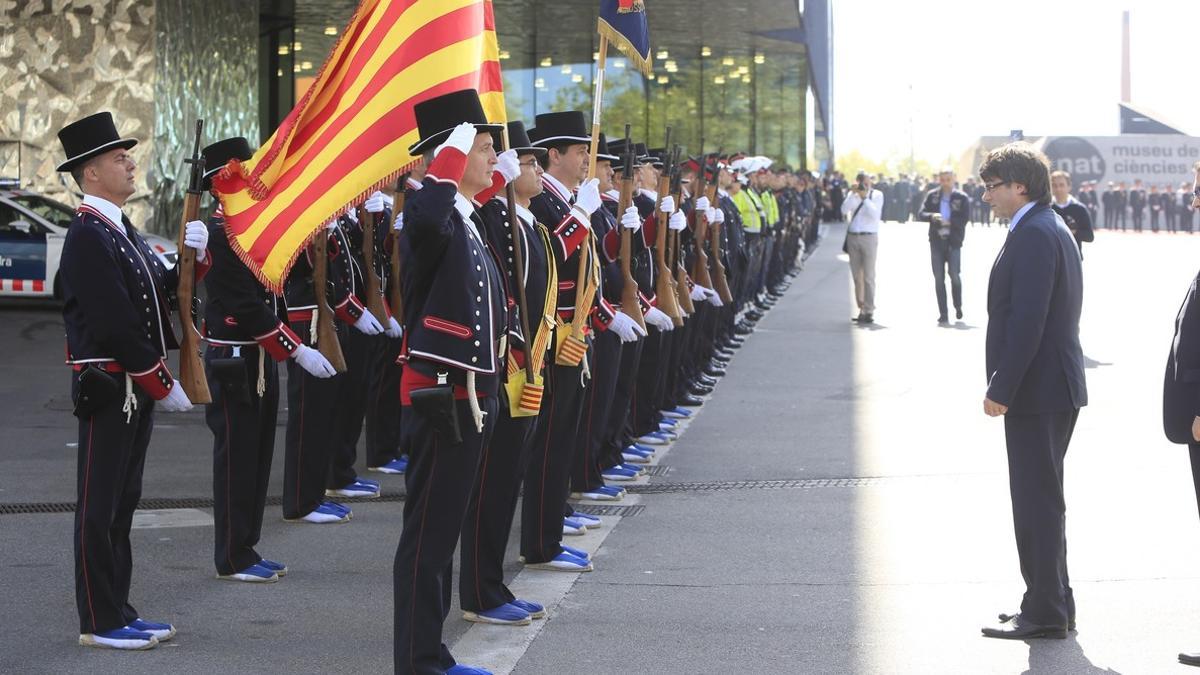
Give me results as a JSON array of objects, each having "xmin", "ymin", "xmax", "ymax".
[
  {"xmin": 846, "ymin": 232, "xmax": 878, "ymax": 314},
  {"xmin": 365, "ymin": 334, "xmax": 404, "ymax": 468},
  {"xmin": 72, "ymin": 374, "xmax": 153, "ymax": 634},
  {"xmin": 328, "ymin": 323, "xmax": 372, "ymax": 490},
  {"xmin": 520, "ymin": 358, "xmax": 587, "ymax": 563},
  {"xmin": 283, "ymin": 321, "xmax": 344, "ymax": 519},
  {"xmin": 930, "ymin": 240, "xmax": 962, "ymax": 318},
  {"xmin": 1188, "ymin": 443, "xmax": 1200, "ymax": 521},
  {"xmin": 459, "ymin": 401, "xmax": 534, "ymax": 613},
  {"xmin": 394, "ymin": 396, "xmax": 497, "ymax": 674},
  {"xmin": 1004, "ymin": 409, "xmax": 1079, "ymax": 627},
  {"xmin": 571, "ymin": 328, "xmax": 622, "ymax": 492},
  {"xmin": 206, "ymin": 345, "xmax": 279, "ymax": 576}
]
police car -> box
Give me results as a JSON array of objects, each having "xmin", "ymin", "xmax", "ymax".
[{"xmin": 0, "ymin": 179, "xmax": 178, "ymax": 299}]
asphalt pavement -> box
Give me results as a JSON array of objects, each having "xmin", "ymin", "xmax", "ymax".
[{"xmin": 3, "ymin": 220, "xmax": 1200, "ymax": 674}]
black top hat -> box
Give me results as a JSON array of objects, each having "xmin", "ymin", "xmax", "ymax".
[
  {"xmin": 408, "ymin": 89, "xmax": 502, "ymax": 156},
  {"xmin": 528, "ymin": 111, "xmax": 590, "ymax": 148},
  {"xmin": 494, "ymin": 121, "xmax": 546, "ymax": 157},
  {"xmin": 594, "ymin": 133, "xmax": 618, "ymax": 163},
  {"xmin": 201, "ymin": 136, "xmax": 253, "ymax": 190},
  {"xmin": 56, "ymin": 112, "xmax": 138, "ymax": 172},
  {"xmin": 645, "ymin": 147, "xmax": 666, "ymax": 169}
]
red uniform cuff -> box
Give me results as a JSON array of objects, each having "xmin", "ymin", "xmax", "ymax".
[
  {"xmin": 130, "ymin": 360, "xmax": 174, "ymax": 400},
  {"xmin": 426, "ymin": 148, "xmax": 468, "ymax": 187},
  {"xmin": 335, "ymin": 295, "xmax": 366, "ymax": 324},
  {"xmin": 554, "ymin": 213, "xmax": 589, "ymax": 258},
  {"xmin": 254, "ymin": 323, "xmax": 302, "ymax": 361},
  {"xmin": 473, "ymin": 170, "xmax": 506, "ymax": 204}
]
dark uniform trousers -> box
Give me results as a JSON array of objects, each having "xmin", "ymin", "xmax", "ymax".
[
  {"xmin": 327, "ymin": 323, "xmax": 372, "ymax": 490},
  {"xmin": 663, "ymin": 321, "xmax": 689, "ymax": 409},
  {"xmin": 459, "ymin": 398, "xmax": 535, "ymax": 613},
  {"xmin": 521, "ymin": 354, "xmax": 588, "ymax": 563},
  {"xmin": 394, "ymin": 395, "xmax": 498, "ymax": 674},
  {"xmin": 600, "ymin": 338, "xmax": 645, "ymax": 469},
  {"xmin": 283, "ymin": 321, "xmax": 345, "ymax": 519},
  {"xmin": 205, "ymin": 345, "xmax": 279, "ymax": 575},
  {"xmin": 1005, "ymin": 409, "xmax": 1078, "ymax": 627},
  {"xmin": 571, "ymin": 327, "xmax": 623, "ymax": 492},
  {"xmin": 73, "ymin": 376, "xmax": 153, "ymax": 634},
  {"xmin": 633, "ymin": 328, "xmax": 669, "ymax": 437},
  {"xmin": 365, "ymin": 334, "xmax": 405, "ymax": 467}
]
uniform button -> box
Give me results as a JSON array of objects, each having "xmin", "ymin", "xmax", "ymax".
[
  {"xmin": 143, "ymin": 294, "xmax": 148, "ymax": 299},
  {"xmin": 475, "ymin": 325, "xmax": 481, "ymax": 330},
  {"xmin": 478, "ymin": 281, "xmax": 483, "ymax": 288},
  {"xmin": 476, "ymin": 296, "xmax": 482, "ymax": 302},
  {"xmin": 476, "ymin": 265, "xmax": 481, "ymax": 271},
  {"xmin": 471, "ymin": 356, "xmax": 478, "ymax": 363},
  {"xmin": 472, "ymin": 250, "xmax": 478, "ymax": 256},
  {"xmin": 475, "ymin": 310, "xmax": 481, "ymax": 316},
  {"xmin": 474, "ymin": 340, "xmax": 480, "ymax": 347}
]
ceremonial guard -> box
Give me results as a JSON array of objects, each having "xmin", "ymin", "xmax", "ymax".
[
  {"xmin": 459, "ymin": 120, "xmax": 557, "ymax": 626},
  {"xmin": 521, "ymin": 111, "xmax": 631, "ymax": 572},
  {"xmin": 392, "ymin": 89, "xmax": 506, "ymax": 675},
  {"xmin": 199, "ymin": 137, "xmax": 335, "ymax": 583},
  {"xmin": 281, "ymin": 207, "xmax": 372, "ymax": 523},
  {"xmin": 57, "ymin": 112, "xmax": 208, "ymax": 649}
]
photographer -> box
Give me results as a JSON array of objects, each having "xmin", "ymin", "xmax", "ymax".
[
  {"xmin": 919, "ymin": 168, "xmax": 970, "ymax": 324},
  {"xmin": 841, "ymin": 171, "xmax": 883, "ymax": 324}
]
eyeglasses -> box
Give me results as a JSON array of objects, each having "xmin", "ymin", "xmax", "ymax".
[
  {"xmin": 983, "ymin": 181, "xmax": 1010, "ymax": 193},
  {"xmin": 519, "ymin": 160, "xmax": 539, "ymax": 168}
]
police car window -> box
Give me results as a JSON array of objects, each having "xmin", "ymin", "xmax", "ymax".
[
  {"xmin": 9, "ymin": 194, "xmax": 73, "ymax": 230},
  {"xmin": 0, "ymin": 202, "xmax": 35, "ymax": 237}
]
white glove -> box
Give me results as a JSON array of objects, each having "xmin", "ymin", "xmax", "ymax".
[
  {"xmin": 381, "ymin": 192, "xmax": 395, "ymax": 209},
  {"xmin": 158, "ymin": 380, "xmax": 193, "ymax": 412},
  {"xmin": 393, "ymin": 212, "xmax": 404, "ymax": 231},
  {"xmin": 435, "ymin": 122, "xmax": 478, "ymax": 157},
  {"xmin": 645, "ymin": 306, "xmax": 674, "ymax": 331},
  {"xmin": 364, "ymin": 191, "xmax": 386, "ymax": 214},
  {"xmin": 344, "ymin": 208, "xmax": 359, "ymax": 224},
  {"xmin": 703, "ymin": 285, "xmax": 723, "ymax": 307},
  {"xmin": 495, "ymin": 149, "xmax": 520, "ymax": 184},
  {"xmin": 385, "ymin": 316, "xmax": 403, "ymax": 338},
  {"xmin": 354, "ymin": 309, "xmax": 385, "ymax": 335},
  {"xmin": 183, "ymin": 220, "xmax": 208, "ymax": 263},
  {"xmin": 292, "ymin": 344, "xmax": 337, "ymax": 378},
  {"xmin": 690, "ymin": 284, "xmax": 707, "ymax": 302},
  {"xmin": 609, "ymin": 310, "xmax": 638, "ymax": 342},
  {"xmin": 707, "ymin": 207, "xmax": 725, "ymax": 224},
  {"xmin": 694, "ymin": 196, "xmax": 710, "ymax": 213},
  {"xmin": 572, "ymin": 178, "xmax": 602, "ymax": 218},
  {"xmin": 659, "ymin": 195, "xmax": 676, "ymax": 214},
  {"xmin": 620, "ymin": 206, "xmax": 642, "ymax": 232},
  {"xmin": 669, "ymin": 210, "xmax": 687, "ymax": 231}
]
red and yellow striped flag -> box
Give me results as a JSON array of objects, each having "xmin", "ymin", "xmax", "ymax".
[{"xmin": 214, "ymin": 0, "xmax": 507, "ymax": 291}]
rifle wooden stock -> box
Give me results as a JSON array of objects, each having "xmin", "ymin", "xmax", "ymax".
[
  {"xmin": 671, "ymin": 227, "xmax": 694, "ymax": 318},
  {"xmin": 311, "ymin": 233, "xmax": 347, "ymax": 372},
  {"xmin": 175, "ymin": 190, "xmax": 210, "ymax": 403},
  {"xmin": 618, "ymin": 175, "xmax": 648, "ymax": 333},
  {"xmin": 706, "ymin": 183, "xmax": 733, "ymax": 303},
  {"xmin": 360, "ymin": 208, "xmax": 390, "ymax": 324},
  {"xmin": 389, "ymin": 190, "xmax": 405, "ymax": 322},
  {"xmin": 653, "ymin": 178, "xmax": 682, "ymax": 322}
]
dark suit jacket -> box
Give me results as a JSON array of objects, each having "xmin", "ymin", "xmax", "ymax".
[
  {"xmin": 919, "ymin": 188, "xmax": 970, "ymax": 247},
  {"xmin": 1163, "ymin": 271, "xmax": 1200, "ymax": 444},
  {"xmin": 985, "ymin": 203, "xmax": 1087, "ymax": 413}
]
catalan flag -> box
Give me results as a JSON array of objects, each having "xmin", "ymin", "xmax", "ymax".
[
  {"xmin": 213, "ymin": 0, "xmax": 507, "ymax": 291},
  {"xmin": 598, "ymin": 0, "xmax": 651, "ymax": 77}
]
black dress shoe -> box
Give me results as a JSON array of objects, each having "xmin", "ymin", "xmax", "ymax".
[
  {"xmin": 712, "ymin": 355, "xmax": 732, "ymax": 366},
  {"xmin": 697, "ymin": 375, "xmax": 719, "ymax": 386},
  {"xmin": 734, "ymin": 325, "xmax": 754, "ymax": 336},
  {"xmin": 689, "ymin": 385, "xmax": 714, "ymax": 396},
  {"xmin": 1180, "ymin": 652, "xmax": 1200, "ymax": 667},
  {"xmin": 998, "ymin": 612, "xmax": 1074, "ymax": 632},
  {"xmin": 981, "ymin": 613, "xmax": 1067, "ymax": 640},
  {"xmin": 678, "ymin": 394, "xmax": 705, "ymax": 407},
  {"xmin": 703, "ymin": 367, "xmax": 726, "ymax": 378},
  {"xmin": 937, "ymin": 315, "xmax": 949, "ymax": 325},
  {"xmin": 955, "ymin": 307, "xmax": 963, "ymax": 320}
]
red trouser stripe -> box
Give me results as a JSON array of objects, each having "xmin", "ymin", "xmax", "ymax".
[{"xmin": 80, "ymin": 419, "xmax": 97, "ymax": 630}]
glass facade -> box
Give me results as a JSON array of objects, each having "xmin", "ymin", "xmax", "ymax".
[{"xmin": 275, "ymin": 0, "xmax": 810, "ymax": 167}]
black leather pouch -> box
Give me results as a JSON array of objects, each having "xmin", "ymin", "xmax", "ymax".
[
  {"xmin": 74, "ymin": 366, "xmax": 120, "ymax": 419},
  {"xmin": 210, "ymin": 357, "xmax": 251, "ymax": 406},
  {"xmin": 410, "ymin": 372, "xmax": 462, "ymax": 444}
]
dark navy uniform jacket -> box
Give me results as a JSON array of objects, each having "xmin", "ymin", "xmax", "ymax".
[
  {"xmin": 202, "ymin": 214, "xmax": 299, "ymax": 361},
  {"xmin": 282, "ymin": 224, "xmax": 364, "ymax": 328},
  {"xmin": 476, "ymin": 198, "xmax": 548, "ymax": 359},
  {"xmin": 338, "ymin": 207, "xmax": 395, "ymax": 319},
  {"xmin": 61, "ymin": 198, "xmax": 209, "ymax": 399},
  {"xmin": 399, "ymin": 162, "xmax": 507, "ymax": 396}
]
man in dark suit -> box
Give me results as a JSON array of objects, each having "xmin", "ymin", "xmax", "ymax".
[
  {"xmin": 978, "ymin": 143, "xmax": 1087, "ymax": 641},
  {"xmin": 1130, "ymin": 179, "xmax": 1147, "ymax": 232}
]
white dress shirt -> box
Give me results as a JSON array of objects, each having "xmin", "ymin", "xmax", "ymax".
[{"xmin": 841, "ymin": 188, "xmax": 883, "ymax": 234}]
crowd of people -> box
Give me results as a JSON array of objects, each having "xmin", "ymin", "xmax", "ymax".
[{"xmin": 52, "ymin": 91, "xmax": 833, "ymax": 673}]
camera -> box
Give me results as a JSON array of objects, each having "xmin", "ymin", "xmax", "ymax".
[{"xmin": 855, "ymin": 171, "xmax": 868, "ymax": 191}]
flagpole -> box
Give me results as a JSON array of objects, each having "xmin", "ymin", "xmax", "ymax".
[{"xmin": 586, "ymin": 34, "xmax": 609, "ymax": 180}]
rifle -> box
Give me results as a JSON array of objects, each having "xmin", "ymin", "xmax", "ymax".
[
  {"xmin": 359, "ymin": 205, "xmax": 391, "ymax": 326},
  {"xmin": 310, "ymin": 228, "xmax": 347, "ymax": 372},
  {"xmin": 388, "ymin": 181, "xmax": 405, "ymax": 323},
  {"xmin": 667, "ymin": 144, "xmax": 693, "ymax": 319},
  {"xmin": 175, "ymin": 120, "xmax": 211, "ymax": 404},
  {"xmin": 706, "ymin": 153, "xmax": 734, "ymax": 304},
  {"xmin": 653, "ymin": 128, "xmax": 683, "ymax": 324},
  {"xmin": 617, "ymin": 124, "xmax": 648, "ymax": 334},
  {"xmin": 688, "ymin": 146, "xmax": 714, "ymax": 295},
  {"xmin": 499, "ymin": 130, "xmax": 535, "ymax": 384}
]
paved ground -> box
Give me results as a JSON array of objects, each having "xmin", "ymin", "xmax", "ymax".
[{"xmin": 3, "ymin": 220, "xmax": 1200, "ymax": 674}]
